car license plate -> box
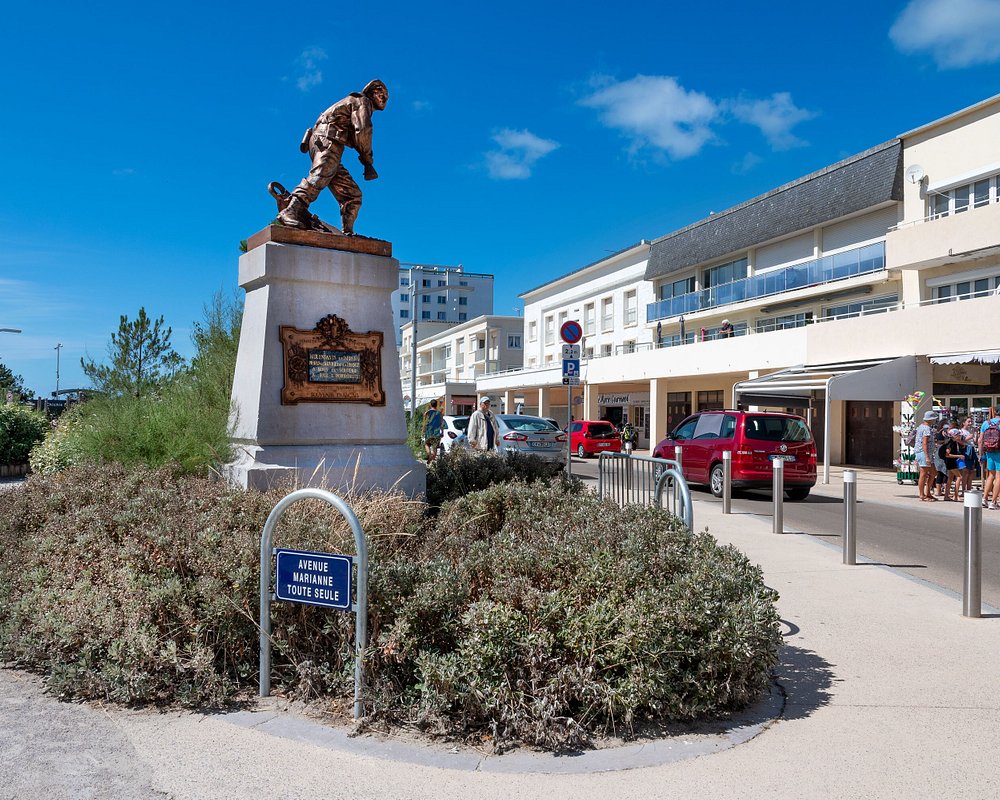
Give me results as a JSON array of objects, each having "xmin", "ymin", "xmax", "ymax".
[
  {"xmin": 597, "ymin": 442, "xmax": 610, "ymax": 447},
  {"xmin": 530, "ymin": 441, "xmax": 553, "ymax": 448},
  {"xmin": 769, "ymin": 454, "xmax": 796, "ymax": 462}
]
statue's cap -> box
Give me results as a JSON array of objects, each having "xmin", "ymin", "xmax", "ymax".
[{"xmin": 363, "ymin": 79, "xmax": 388, "ymax": 98}]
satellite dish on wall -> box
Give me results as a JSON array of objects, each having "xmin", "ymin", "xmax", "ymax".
[{"xmin": 905, "ymin": 164, "xmax": 925, "ymax": 184}]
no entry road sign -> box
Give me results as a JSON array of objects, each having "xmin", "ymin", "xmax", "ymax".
[
  {"xmin": 275, "ymin": 548, "xmax": 352, "ymax": 610},
  {"xmin": 560, "ymin": 320, "xmax": 583, "ymax": 344}
]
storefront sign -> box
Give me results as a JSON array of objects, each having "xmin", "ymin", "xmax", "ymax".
[
  {"xmin": 598, "ymin": 392, "xmax": 650, "ymax": 406},
  {"xmin": 933, "ymin": 363, "xmax": 991, "ymax": 386}
]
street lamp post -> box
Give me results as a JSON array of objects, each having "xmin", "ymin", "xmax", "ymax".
[{"xmin": 54, "ymin": 343, "xmax": 62, "ymax": 396}]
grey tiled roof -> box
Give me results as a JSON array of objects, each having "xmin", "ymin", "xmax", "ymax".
[{"xmin": 645, "ymin": 140, "xmax": 903, "ymax": 281}]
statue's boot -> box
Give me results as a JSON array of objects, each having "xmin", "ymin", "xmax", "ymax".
[{"xmin": 278, "ymin": 196, "xmax": 311, "ymax": 229}]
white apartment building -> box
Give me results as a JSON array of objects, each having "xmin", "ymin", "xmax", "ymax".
[
  {"xmin": 391, "ymin": 264, "xmax": 494, "ymax": 346},
  {"xmin": 479, "ymin": 93, "xmax": 1000, "ymax": 478},
  {"xmin": 400, "ymin": 314, "xmax": 524, "ymax": 414}
]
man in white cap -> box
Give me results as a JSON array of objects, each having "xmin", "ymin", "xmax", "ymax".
[
  {"xmin": 468, "ymin": 396, "xmax": 500, "ymax": 452},
  {"xmin": 719, "ymin": 319, "xmax": 734, "ymax": 339}
]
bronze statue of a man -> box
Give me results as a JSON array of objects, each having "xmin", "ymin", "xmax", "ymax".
[{"xmin": 278, "ymin": 79, "xmax": 388, "ymax": 235}]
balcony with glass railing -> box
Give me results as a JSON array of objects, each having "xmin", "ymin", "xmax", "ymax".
[{"xmin": 646, "ymin": 241, "xmax": 886, "ymax": 322}]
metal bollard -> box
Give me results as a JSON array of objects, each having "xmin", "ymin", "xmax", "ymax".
[
  {"xmin": 772, "ymin": 458, "xmax": 784, "ymax": 534},
  {"xmin": 722, "ymin": 450, "xmax": 732, "ymax": 514},
  {"xmin": 674, "ymin": 445, "xmax": 683, "ymax": 511},
  {"xmin": 843, "ymin": 470, "xmax": 857, "ymax": 565},
  {"xmin": 963, "ymin": 490, "xmax": 983, "ymax": 618}
]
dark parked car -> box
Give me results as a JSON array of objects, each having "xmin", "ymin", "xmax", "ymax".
[{"xmin": 652, "ymin": 410, "xmax": 816, "ymax": 500}]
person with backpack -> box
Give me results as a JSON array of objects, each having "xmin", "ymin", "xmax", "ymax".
[
  {"xmin": 979, "ymin": 406, "xmax": 1000, "ymax": 510},
  {"xmin": 621, "ymin": 420, "xmax": 638, "ymax": 454},
  {"xmin": 422, "ymin": 399, "xmax": 444, "ymax": 463}
]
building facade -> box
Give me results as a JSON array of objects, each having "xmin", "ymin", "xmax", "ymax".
[
  {"xmin": 478, "ymin": 94, "xmax": 1000, "ymax": 478},
  {"xmin": 400, "ymin": 314, "xmax": 524, "ymax": 414},
  {"xmin": 392, "ymin": 264, "xmax": 494, "ymax": 346}
]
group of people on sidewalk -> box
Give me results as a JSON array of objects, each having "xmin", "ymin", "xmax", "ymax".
[
  {"xmin": 421, "ymin": 396, "xmax": 500, "ymax": 463},
  {"xmin": 913, "ymin": 406, "xmax": 1000, "ymax": 508}
]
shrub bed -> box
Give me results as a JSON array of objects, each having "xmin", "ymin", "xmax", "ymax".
[
  {"xmin": 0, "ymin": 403, "xmax": 49, "ymax": 466},
  {"xmin": 0, "ymin": 464, "xmax": 780, "ymax": 750}
]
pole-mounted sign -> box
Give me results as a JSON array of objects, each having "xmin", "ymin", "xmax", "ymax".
[{"xmin": 560, "ymin": 320, "xmax": 583, "ymax": 344}]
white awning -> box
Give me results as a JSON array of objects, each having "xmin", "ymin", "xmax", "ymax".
[
  {"xmin": 929, "ymin": 350, "xmax": 1000, "ymax": 365},
  {"xmin": 732, "ymin": 356, "xmax": 918, "ymax": 406},
  {"xmin": 733, "ymin": 356, "xmax": 918, "ymax": 485}
]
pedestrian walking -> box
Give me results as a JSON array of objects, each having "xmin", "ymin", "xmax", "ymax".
[
  {"xmin": 468, "ymin": 396, "xmax": 500, "ymax": 453},
  {"xmin": 915, "ymin": 410, "xmax": 937, "ymax": 501}
]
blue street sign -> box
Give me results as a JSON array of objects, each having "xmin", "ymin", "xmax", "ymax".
[
  {"xmin": 562, "ymin": 359, "xmax": 580, "ymax": 378},
  {"xmin": 275, "ymin": 548, "xmax": 352, "ymax": 610}
]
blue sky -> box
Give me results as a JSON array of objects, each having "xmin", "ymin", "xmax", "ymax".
[{"xmin": 2, "ymin": 0, "xmax": 1000, "ymax": 396}]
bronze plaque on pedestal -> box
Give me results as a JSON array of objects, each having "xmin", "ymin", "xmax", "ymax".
[{"xmin": 280, "ymin": 315, "xmax": 385, "ymax": 406}]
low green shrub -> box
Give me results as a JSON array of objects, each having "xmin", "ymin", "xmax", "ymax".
[
  {"xmin": 0, "ymin": 466, "xmax": 780, "ymax": 751},
  {"xmin": 0, "ymin": 404, "xmax": 49, "ymax": 465},
  {"xmin": 29, "ymin": 404, "xmax": 88, "ymax": 475},
  {"xmin": 426, "ymin": 447, "xmax": 571, "ymax": 509}
]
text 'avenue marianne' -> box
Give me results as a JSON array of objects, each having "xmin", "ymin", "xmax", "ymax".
[{"xmin": 284, "ymin": 558, "xmax": 342, "ymax": 602}]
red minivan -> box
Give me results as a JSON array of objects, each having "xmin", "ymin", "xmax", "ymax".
[
  {"xmin": 568, "ymin": 420, "xmax": 622, "ymax": 458},
  {"xmin": 652, "ymin": 410, "xmax": 816, "ymax": 500}
]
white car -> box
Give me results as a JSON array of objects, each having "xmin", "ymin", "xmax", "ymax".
[{"xmin": 438, "ymin": 415, "xmax": 470, "ymax": 456}]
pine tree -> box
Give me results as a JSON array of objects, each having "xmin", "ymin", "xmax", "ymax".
[
  {"xmin": 0, "ymin": 362, "xmax": 31, "ymax": 399},
  {"xmin": 81, "ymin": 308, "xmax": 185, "ymax": 398}
]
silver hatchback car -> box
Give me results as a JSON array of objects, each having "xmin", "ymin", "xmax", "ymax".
[{"xmin": 495, "ymin": 415, "xmax": 567, "ymax": 462}]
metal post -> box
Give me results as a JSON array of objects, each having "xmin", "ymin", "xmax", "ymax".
[
  {"xmin": 843, "ymin": 469, "xmax": 857, "ymax": 565},
  {"xmin": 963, "ymin": 490, "xmax": 982, "ymax": 618},
  {"xmin": 674, "ymin": 445, "xmax": 683, "ymax": 510},
  {"xmin": 772, "ymin": 458, "xmax": 784, "ymax": 534},
  {"xmin": 566, "ymin": 382, "xmax": 572, "ymax": 479},
  {"xmin": 722, "ymin": 450, "xmax": 732, "ymax": 514},
  {"xmin": 408, "ymin": 267, "xmax": 417, "ymax": 420}
]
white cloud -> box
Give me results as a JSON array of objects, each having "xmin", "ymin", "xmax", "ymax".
[
  {"xmin": 295, "ymin": 47, "xmax": 327, "ymax": 91},
  {"xmin": 729, "ymin": 92, "xmax": 818, "ymax": 150},
  {"xmin": 890, "ymin": 0, "xmax": 1000, "ymax": 68},
  {"xmin": 732, "ymin": 152, "xmax": 763, "ymax": 175},
  {"xmin": 484, "ymin": 129, "xmax": 560, "ymax": 180},
  {"xmin": 579, "ymin": 75, "xmax": 719, "ymax": 160}
]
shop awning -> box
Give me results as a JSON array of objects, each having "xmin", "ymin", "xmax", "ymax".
[
  {"xmin": 929, "ymin": 350, "xmax": 1000, "ymax": 365},
  {"xmin": 733, "ymin": 356, "xmax": 918, "ymax": 484}
]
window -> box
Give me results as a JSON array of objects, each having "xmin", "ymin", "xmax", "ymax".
[
  {"xmin": 601, "ymin": 298, "xmax": 613, "ymax": 331},
  {"xmin": 437, "ymin": 312, "xmax": 446, "ymax": 320},
  {"xmin": 438, "ymin": 279, "xmax": 446, "ymax": 287},
  {"xmin": 400, "ymin": 276, "xmax": 410, "ymax": 286},
  {"xmin": 659, "ymin": 276, "xmax": 695, "ymax": 300},
  {"xmin": 528, "ymin": 320, "xmax": 538, "ymax": 341},
  {"xmin": 399, "ymin": 293, "xmax": 409, "ymax": 303},
  {"xmin": 508, "ymin": 335, "xmax": 522, "ymax": 348},
  {"xmin": 437, "ymin": 295, "xmax": 447, "ymax": 304},
  {"xmin": 458, "ymin": 312, "xmax": 467, "ymax": 321},
  {"xmin": 624, "ymin": 290, "xmax": 638, "ymax": 326},
  {"xmin": 558, "ymin": 310, "xmax": 568, "ymax": 328},
  {"xmin": 932, "ymin": 272, "xmax": 1000, "ymax": 303},
  {"xmin": 756, "ymin": 311, "xmax": 812, "ymax": 333},
  {"xmin": 459, "ymin": 297, "xmax": 468, "ymax": 306},
  {"xmin": 459, "ymin": 280, "xmax": 468, "ymax": 286},
  {"xmin": 824, "ymin": 294, "xmax": 898, "ymax": 319},
  {"xmin": 422, "ymin": 295, "xmax": 430, "ymax": 303},
  {"xmin": 705, "ymin": 321, "xmax": 748, "ymax": 340},
  {"xmin": 621, "ymin": 339, "xmax": 636, "ymax": 354},
  {"xmin": 584, "ymin": 302, "xmax": 596, "ymax": 335},
  {"xmin": 585, "ymin": 346, "xmax": 594, "ymax": 358},
  {"xmin": 400, "ymin": 309, "xmax": 409, "ymax": 319},
  {"xmin": 929, "ymin": 173, "xmax": 1000, "ymax": 218},
  {"xmin": 600, "ymin": 343, "xmax": 612, "ymax": 357},
  {"xmin": 703, "ymin": 258, "xmax": 748, "ymax": 289},
  {"xmin": 421, "ymin": 310, "xmax": 431, "ymax": 319},
  {"xmin": 544, "ymin": 315, "xmax": 555, "ymax": 344},
  {"xmin": 422, "ymin": 279, "xmax": 430, "ymax": 287},
  {"xmin": 697, "ymin": 390, "xmax": 724, "ymax": 411}
]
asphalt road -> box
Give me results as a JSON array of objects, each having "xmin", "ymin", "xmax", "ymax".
[{"xmin": 569, "ymin": 456, "xmax": 1000, "ymax": 611}]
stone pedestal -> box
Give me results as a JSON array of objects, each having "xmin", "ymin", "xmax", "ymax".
[{"xmin": 223, "ymin": 230, "xmax": 425, "ymax": 497}]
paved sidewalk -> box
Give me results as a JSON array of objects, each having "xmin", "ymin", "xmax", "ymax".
[{"xmin": 2, "ymin": 483, "xmax": 999, "ymax": 798}]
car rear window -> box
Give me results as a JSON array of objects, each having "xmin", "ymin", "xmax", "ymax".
[
  {"xmin": 452, "ymin": 417, "xmax": 469, "ymax": 432},
  {"xmin": 589, "ymin": 423, "xmax": 617, "ymax": 437},
  {"xmin": 743, "ymin": 415, "xmax": 812, "ymax": 442},
  {"xmin": 499, "ymin": 415, "xmax": 557, "ymax": 432}
]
